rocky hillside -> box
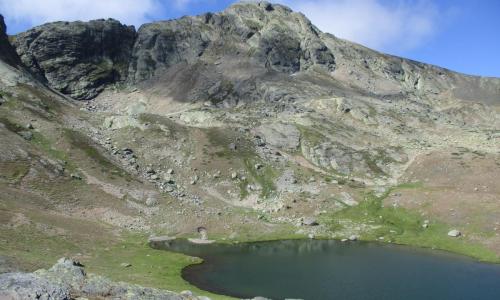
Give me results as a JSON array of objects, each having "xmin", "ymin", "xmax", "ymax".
[{"xmin": 1, "ymin": 1, "xmax": 500, "ymax": 299}]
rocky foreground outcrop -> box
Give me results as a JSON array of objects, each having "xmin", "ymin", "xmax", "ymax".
[{"xmin": 0, "ymin": 258, "xmax": 207, "ymax": 300}]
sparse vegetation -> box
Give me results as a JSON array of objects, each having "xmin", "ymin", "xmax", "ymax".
[
  {"xmin": 2, "ymin": 2, "xmax": 500, "ymax": 298},
  {"xmin": 243, "ymin": 157, "xmax": 277, "ymax": 199},
  {"xmin": 64, "ymin": 129, "xmax": 132, "ymax": 180},
  {"xmin": 320, "ymin": 185, "xmax": 499, "ymax": 263}
]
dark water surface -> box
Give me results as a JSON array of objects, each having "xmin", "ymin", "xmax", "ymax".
[{"xmin": 152, "ymin": 239, "xmax": 500, "ymax": 300}]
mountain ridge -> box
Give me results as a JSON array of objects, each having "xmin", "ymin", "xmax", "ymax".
[{"xmin": 7, "ymin": 1, "xmax": 500, "ymax": 104}]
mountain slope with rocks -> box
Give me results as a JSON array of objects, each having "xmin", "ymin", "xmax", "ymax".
[{"xmin": 1, "ymin": 1, "xmax": 500, "ymax": 299}]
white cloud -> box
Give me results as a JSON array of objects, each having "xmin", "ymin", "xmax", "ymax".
[
  {"xmin": 0, "ymin": 0, "xmax": 164, "ymax": 29},
  {"xmin": 0, "ymin": 0, "xmax": 448, "ymax": 53},
  {"xmin": 280, "ymin": 0, "xmax": 443, "ymax": 52}
]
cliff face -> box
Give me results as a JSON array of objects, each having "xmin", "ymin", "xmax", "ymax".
[
  {"xmin": 12, "ymin": 19, "xmax": 136, "ymax": 99},
  {"xmin": 10, "ymin": 1, "xmax": 500, "ymax": 104},
  {"xmin": 0, "ymin": 15, "xmax": 22, "ymax": 67},
  {"xmin": 128, "ymin": 2, "xmax": 335, "ymax": 82}
]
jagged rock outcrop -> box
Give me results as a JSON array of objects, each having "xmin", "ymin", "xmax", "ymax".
[
  {"xmin": 0, "ymin": 258, "xmax": 205, "ymax": 300},
  {"xmin": 128, "ymin": 2, "xmax": 334, "ymax": 82},
  {"xmin": 0, "ymin": 15, "xmax": 22, "ymax": 67},
  {"xmin": 13, "ymin": 19, "xmax": 136, "ymax": 99},
  {"xmin": 10, "ymin": 1, "xmax": 500, "ymax": 104},
  {"xmin": 254, "ymin": 123, "xmax": 301, "ymax": 150},
  {"xmin": 126, "ymin": 1, "xmax": 335, "ymax": 104}
]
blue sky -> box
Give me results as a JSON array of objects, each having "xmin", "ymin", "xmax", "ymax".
[{"xmin": 1, "ymin": 0, "xmax": 499, "ymax": 77}]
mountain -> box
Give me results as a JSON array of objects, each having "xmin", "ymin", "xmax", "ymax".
[
  {"xmin": 1, "ymin": 1, "xmax": 499, "ymax": 299},
  {"xmin": 11, "ymin": 2, "xmax": 500, "ymax": 104}
]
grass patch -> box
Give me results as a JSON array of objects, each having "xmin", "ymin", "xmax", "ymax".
[
  {"xmin": 30, "ymin": 131, "xmax": 72, "ymax": 167},
  {"xmin": 238, "ymin": 177, "xmax": 250, "ymax": 199},
  {"xmin": 87, "ymin": 234, "xmax": 233, "ymax": 299},
  {"xmin": 243, "ymin": 158, "xmax": 277, "ymax": 199},
  {"xmin": 0, "ymin": 116, "xmax": 24, "ymax": 133},
  {"xmin": 205, "ymin": 127, "xmax": 254, "ymax": 159},
  {"xmin": 64, "ymin": 129, "xmax": 132, "ymax": 180},
  {"xmin": 0, "ymin": 217, "xmax": 232, "ymax": 299},
  {"xmin": 296, "ymin": 124, "xmax": 326, "ymax": 146},
  {"xmin": 0, "ymin": 162, "xmax": 31, "ymax": 183},
  {"xmin": 17, "ymin": 83, "xmax": 62, "ymax": 114},
  {"xmin": 0, "ymin": 225, "xmax": 86, "ymax": 272},
  {"xmin": 320, "ymin": 189, "xmax": 499, "ymax": 262}
]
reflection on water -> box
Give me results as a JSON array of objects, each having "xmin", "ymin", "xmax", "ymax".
[{"xmin": 152, "ymin": 239, "xmax": 500, "ymax": 300}]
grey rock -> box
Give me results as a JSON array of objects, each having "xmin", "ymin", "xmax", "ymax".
[
  {"xmin": 13, "ymin": 19, "xmax": 136, "ymax": 99},
  {"xmin": 255, "ymin": 123, "xmax": 301, "ymax": 150},
  {"xmin": 70, "ymin": 173, "xmax": 82, "ymax": 180},
  {"xmin": 18, "ymin": 131, "xmax": 33, "ymax": 141},
  {"xmin": 448, "ymin": 229, "xmax": 461, "ymax": 237},
  {"xmin": 0, "ymin": 14, "xmax": 23, "ymax": 67},
  {"xmin": 0, "ymin": 272, "xmax": 71, "ymax": 300},
  {"xmin": 302, "ymin": 217, "xmax": 319, "ymax": 226},
  {"xmin": 146, "ymin": 196, "xmax": 159, "ymax": 207},
  {"xmin": 0, "ymin": 258, "xmax": 200, "ymax": 300},
  {"xmin": 340, "ymin": 192, "xmax": 358, "ymax": 207}
]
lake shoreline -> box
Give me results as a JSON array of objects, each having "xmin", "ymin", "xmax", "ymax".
[{"xmin": 152, "ymin": 238, "xmax": 500, "ymax": 300}]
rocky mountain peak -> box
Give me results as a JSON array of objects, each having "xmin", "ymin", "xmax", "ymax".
[{"xmin": 6, "ymin": 2, "xmax": 500, "ymax": 105}]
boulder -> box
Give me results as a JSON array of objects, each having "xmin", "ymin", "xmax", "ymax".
[
  {"xmin": 447, "ymin": 230, "xmax": 461, "ymax": 237},
  {"xmin": 145, "ymin": 197, "xmax": 158, "ymax": 207},
  {"xmin": 254, "ymin": 123, "xmax": 301, "ymax": 150},
  {"xmin": 340, "ymin": 192, "xmax": 359, "ymax": 207},
  {"xmin": 0, "ymin": 273, "xmax": 70, "ymax": 300},
  {"xmin": 302, "ymin": 217, "xmax": 319, "ymax": 226}
]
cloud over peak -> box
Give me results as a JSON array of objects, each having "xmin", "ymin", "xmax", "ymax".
[
  {"xmin": 1, "ymin": 0, "xmax": 450, "ymax": 54},
  {"xmin": 281, "ymin": 0, "xmax": 445, "ymax": 52},
  {"xmin": 0, "ymin": 0, "xmax": 164, "ymax": 30}
]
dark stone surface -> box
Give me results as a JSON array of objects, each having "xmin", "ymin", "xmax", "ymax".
[
  {"xmin": 0, "ymin": 15, "xmax": 22, "ymax": 67},
  {"xmin": 13, "ymin": 19, "xmax": 136, "ymax": 99}
]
